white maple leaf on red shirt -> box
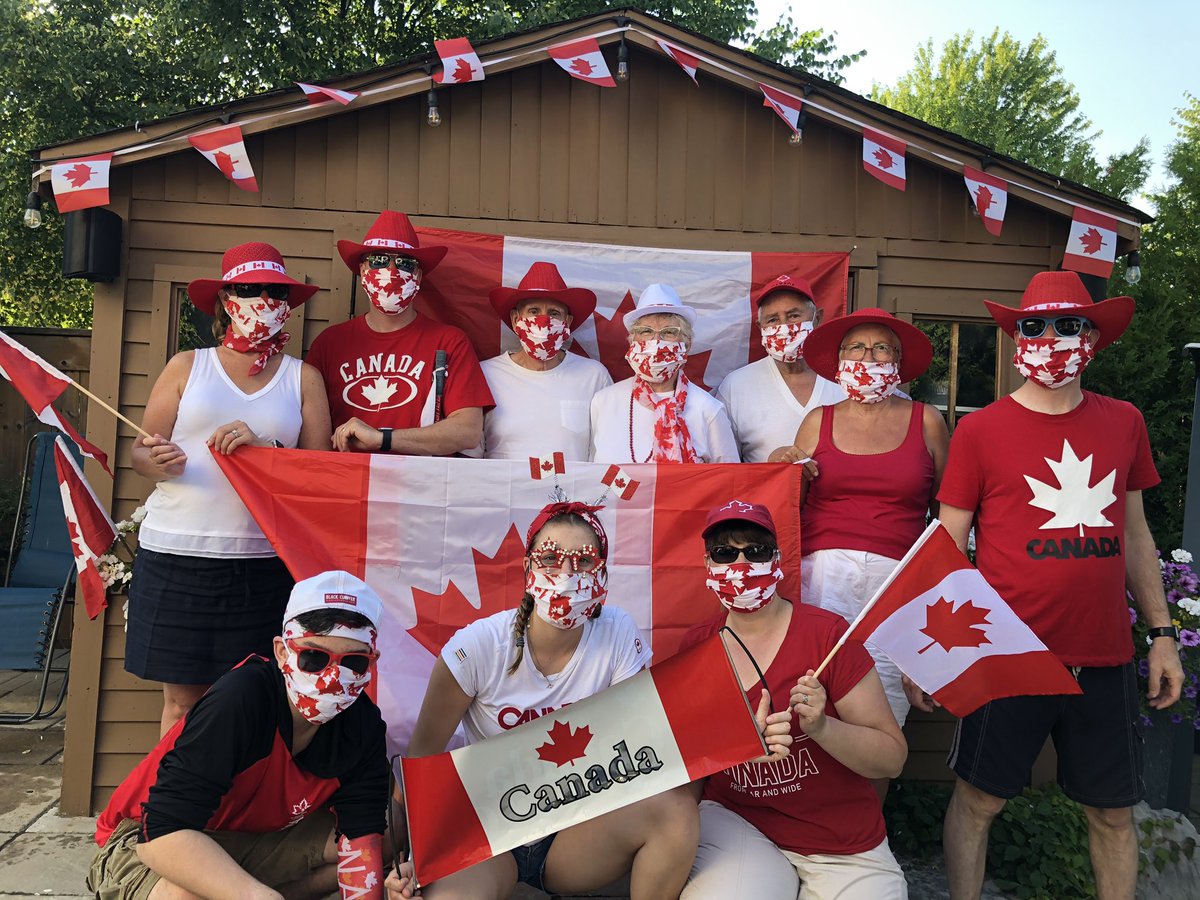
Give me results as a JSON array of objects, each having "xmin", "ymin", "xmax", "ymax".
[
  {"xmin": 361, "ymin": 376, "xmax": 398, "ymax": 407},
  {"xmin": 1024, "ymin": 439, "xmax": 1117, "ymax": 536}
]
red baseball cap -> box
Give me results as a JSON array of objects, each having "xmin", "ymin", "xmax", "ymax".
[
  {"xmin": 702, "ymin": 499, "xmax": 777, "ymax": 539},
  {"xmin": 755, "ymin": 273, "xmax": 815, "ymax": 307}
]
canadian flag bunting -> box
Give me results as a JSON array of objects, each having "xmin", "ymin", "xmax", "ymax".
[
  {"xmin": 963, "ymin": 166, "xmax": 1008, "ymax": 237},
  {"xmin": 295, "ymin": 82, "xmax": 358, "ymax": 106},
  {"xmin": 49, "ymin": 153, "xmax": 113, "ymax": 213},
  {"xmin": 759, "ymin": 84, "xmax": 804, "ymax": 135},
  {"xmin": 547, "ymin": 38, "xmax": 615, "ymax": 87},
  {"xmin": 529, "ymin": 452, "xmax": 566, "ymax": 480},
  {"xmin": 841, "ymin": 521, "xmax": 1081, "ymax": 717},
  {"xmin": 53, "ymin": 437, "xmax": 117, "ymax": 619},
  {"xmin": 402, "ymin": 634, "xmax": 764, "ymax": 886},
  {"xmin": 602, "ymin": 464, "xmax": 639, "ymax": 500},
  {"xmin": 862, "ymin": 128, "xmax": 907, "ymax": 191},
  {"xmin": 657, "ymin": 40, "xmax": 700, "ymax": 85},
  {"xmin": 1063, "ymin": 207, "xmax": 1119, "ymax": 278},
  {"xmin": 0, "ymin": 331, "xmax": 111, "ymax": 475},
  {"xmin": 433, "ymin": 38, "xmax": 485, "ymax": 84},
  {"xmin": 188, "ymin": 125, "xmax": 259, "ymax": 192}
]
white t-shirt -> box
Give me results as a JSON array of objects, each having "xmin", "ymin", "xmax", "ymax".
[
  {"xmin": 715, "ymin": 358, "xmax": 847, "ymax": 462},
  {"xmin": 476, "ymin": 352, "xmax": 613, "ymax": 461},
  {"xmin": 441, "ymin": 606, "xmax": 651, "ymax": 745},
  {"xmin": 589, "ymin": 377, "xmax": 740, "ymax": 464}
]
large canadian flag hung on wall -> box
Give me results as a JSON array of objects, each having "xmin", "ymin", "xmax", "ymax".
[
  {"xmin": 216, "ymin": 450, "xmax": 801, "ymax": 754},
  {"xmin": 1062, "ymin": 207, "xmax": 1119, "ymax": 278},
  {"xmin": 188, "ymin": 125, "xmax": 259, "ymax": 192},
  {"xmin": 412, "ymin": 228, "xmax": 849, "ymax": 389}
]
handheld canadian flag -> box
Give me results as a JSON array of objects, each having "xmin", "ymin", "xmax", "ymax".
[
  {"xmin": 547, "ymin": 38, "xmax": 615, "ymax": 87},
  {"xmin": 0, "ymin": 331, "xmax": 111, "ymax": 475},
  {"xmin": 433, "ymin": 38, "xmax": 485, "ymax": 84},
  {"xmin": 1063, "ymin": 207, "xmax": 1119, "ymax": 278},
  {"xmin": 657, "ymin": 40, "xmax": 700, "ymax": 85},
  {"xmin": 295, "ymin": 82, "xmax": 358, "ymax": 105},
  {"xmin": 188, "ymin": 125, "xmax": 259, "ymax": 192},
  {"xmin": 759, "ymin": 84, "xmax": 805, "ymax": 135},
  {"xmin": 963, "ymin": 166, "xmax": 1008, "ymax": 237},
  {"xmin": 528, "ymin": 452, "xmax": 566, "ymax": 480},
  {"xmin": 402, "ymin": 633, "xmax": 764, "ymax": 886},
  {"xmin": 601, "ymin": 464, "xmax": 640, "ymax": 501},
  {"xmin": 862, "ymin": 128, "xmax": 907, "ymax": 191},
  {"xmin": 49, "ymin": 153, "xmax": 113, "ymax": 213},
  {"xmin": 53, "ymin": 437, "xmax": 117, "ymax": 619},
  {"xmin": 826, "ymin": 521, "xmax": 1081, "ymax": 717}
]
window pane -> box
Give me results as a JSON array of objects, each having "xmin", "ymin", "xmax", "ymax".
[
  {"xmin": 953, "ymin": 322, "xmax": 997, "ymax": 419},
  {"xmin": 177, "ymin": 288, "xmax": 216, "ymax": 354},
  {"xmin": 909, "ymin": 320, "xmax": 951, "ymax": 415}
]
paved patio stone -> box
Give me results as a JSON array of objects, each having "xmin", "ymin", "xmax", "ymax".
[{"xmin": 0, "ymin": 833, "xmax": 93, "ymax": 895}]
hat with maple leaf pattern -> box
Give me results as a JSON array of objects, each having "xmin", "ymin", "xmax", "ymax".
[
  {"xmin": 802, "ymin": 307, "xmax": 932, "ymax": 383},
  {"xmin": 337, "ymin": 210, "xmax": 448, "ymax": 274},
  {"xmin": 984, "ymin": 271, "xmax": 1133, "ymax": 351},
  {"xmin": 490, "ymin": 261, "xmax": 598, "ymax": 323},
  {"xmin": 755, "ymin": 273, "xmax": 816, "ymax": 307},
  {"xmin": 187, "ymin": 242, "xmax": 320, "ymax": 316}
]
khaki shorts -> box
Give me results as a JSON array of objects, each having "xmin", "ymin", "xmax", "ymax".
[{"xmin": 86, "ymin": 810, "xmax": 335, "ymax": 899}]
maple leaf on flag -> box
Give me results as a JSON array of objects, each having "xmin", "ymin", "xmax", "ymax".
[
  {"xmin": 873, "ymin": 148, "xmax": 894, "ymax": 170},
  {"xmin": 536, "ymin": 719, "xmax": 593, "ymax": 767},
  {"xmin": 65, "ymin": 163, "xmax": 94, "ymax": 188},
  {"xmin": 361, "ymin": 376, "xmax": 398, "ymax": 408},
  {"xmin": 975, "ymin": 185, "xmax": 994, "ymax": 216},
  {"xmin": 1079, "ymin": 227, "xmax": 1106, "ymax": 255},
  {"xmin": 1024, "ymin": 439, "xmax": 1117, "ymax": 536},
  {"xmin": 918, "ymin": 597, "xmax": 991, "ymax": 654},
  {"xmin": 541, "ymin": 460, "xmax": 554, "ymax": 471},
  {"xmin": 213, "ymin": 149, "xmax": 238, "ymax": 179},
  {"xmin": 452, "ymin": 57, "xmax": 476, "ymax": 82},
  {"xmin": 569, "ymin": 57, "xmax": 594, "ymax": 77}
]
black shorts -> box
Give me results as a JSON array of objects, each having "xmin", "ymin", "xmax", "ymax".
[
  {"xmin": 510, "ymin": 834, "xmax": 555, "ymax": 891},
  {"xmin": 948, "ymin": 663, "xmax": 1143, "ymax": 808}
]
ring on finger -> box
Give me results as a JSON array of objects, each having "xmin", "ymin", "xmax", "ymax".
[
  {"xmin": 800, "ymin": 694, "xmax": 809, "ymax": 704},
  {"xmin": 231, "ymin": 429, "xmax": 239, "ymax": 438}
]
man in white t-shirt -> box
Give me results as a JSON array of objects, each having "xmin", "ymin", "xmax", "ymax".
[
  {"xmin": 477, "ymin": 262, "xmax": 612, "ymax": 460},
  {"xmin": 715, "ymin": 274, "xmax": 846, "ymax": 462}
]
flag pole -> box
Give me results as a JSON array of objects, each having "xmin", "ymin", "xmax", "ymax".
[
  {"xmin": 69, "ymin": 378, "xmax": 153, "ymax": 440},
  {"xmin": 811, "ymin": 519, "xmax": 942, "ymax": 679}
]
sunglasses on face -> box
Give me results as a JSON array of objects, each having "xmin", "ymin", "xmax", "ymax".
[
  {"xmin": 228, "ymin": 283, "xmax": 290, "ymax": 301},
  {"xmin": 1016, "ymin": 316, "xmax": 1094, "ymax": 339},
  {"xmin": 366, "ymin": 254, "xmax": 420, "ymax": 273},
  {"xmin": 285, "ymin": 638, "xmax": 376, "ymax": 675},
  {"xmin": 708, "ymin": 544, "xmax": 777, "ymax": 565}
]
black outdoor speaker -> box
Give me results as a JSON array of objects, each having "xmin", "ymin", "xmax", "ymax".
[{"xmin": 62, "ymin": 208, "xmax": 122, "ymax": 282}]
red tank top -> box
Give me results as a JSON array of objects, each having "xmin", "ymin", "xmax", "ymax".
[{"xmin": 803, "ymin": 402, "xmax": 934, "ymax": 560}]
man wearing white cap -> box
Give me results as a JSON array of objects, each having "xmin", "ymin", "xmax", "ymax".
[
  {"xmin": 88, "ymin": 571, "xmax": 389, "ymax": 899},
  {"xmin": 589, "ymin": 284, "xmax": 738, "ymax": 464}
]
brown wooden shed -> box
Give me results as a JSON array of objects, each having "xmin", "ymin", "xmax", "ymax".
[{"xmin": 30, "ymin": 9, "xmax": 1149, "ymax": 815}]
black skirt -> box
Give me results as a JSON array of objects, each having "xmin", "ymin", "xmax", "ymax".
[{"xmin": 125, "ymin": 547, "xmax": 294, "ymax": 685}]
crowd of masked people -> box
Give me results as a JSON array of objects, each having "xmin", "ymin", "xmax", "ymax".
[{"xmin": 87, "ymin": 210, "xmax": 1183, "ymax": 900}]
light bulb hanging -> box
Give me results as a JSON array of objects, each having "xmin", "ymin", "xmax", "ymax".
[
  {"xmin": 426, "ymin": 88, "xmax": 441, "ymax": 127},
  {"xmin": 23, "ymin": 191, "xmax": 42, "ymax": 229},
  {"xmin": 1124, "ymin": 250, "xmax": 1141, "ymax": 285},
  {"xmin": 617, "ymin": 37, "xmax": 629, "ymax": 82},
  {"xmin": 789, "ymin": 111, "xmax": 807, "ymax": 146}
]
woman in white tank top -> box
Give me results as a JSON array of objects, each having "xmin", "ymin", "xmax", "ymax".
[{"xmin": 128, "ymin": 242, "xmax": 331, "ymax": 736}]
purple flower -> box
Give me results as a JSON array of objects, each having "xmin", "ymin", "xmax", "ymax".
[
  {"xmin": 1184, "ymin": 684, "xmax": 1197, "ymax": 699},
  {"xmin": 1129, "ymin": 607, "xmax": 1138, "ymax": 624},
  {"xmin": 1190, "ymin": 672, "xmax": 1199, "ymax": 685},
  {"xmin": 1195, "ymin": 718, "xmax": 1200, "ymax": 731},
  {"xmin": 1137, "ymin": 659, "xmax": 1150, "ymax": 677},
  {"xmin": 1172, "ymin": 713, "xmax": 1184, "ymax": 725},
  {"xmin": 1167, "ymin": 589, "xmax": 1183, "ymax": 604},
  {"xmin": 1181, "ymin": 630, "xmax": 1200, "ymax": 647},
  {"xmin": 1141, "ymin": 714, "xmax": 1154, "ymax": 728}
]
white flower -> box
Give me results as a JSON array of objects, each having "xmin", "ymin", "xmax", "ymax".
[
  {"xmin": 1172, "ymin": 549, "xmax": 1194, "ymax": 564},
  {"xmin": 1178, "ymin": 598, "xmax": 1200, "ymax": 617},
  {"xmin": 131, "ymin": 506, "xmax": 148, "ymax": 524}
]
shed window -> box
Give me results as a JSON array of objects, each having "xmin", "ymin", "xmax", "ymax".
[
  {"xmin": 908, "ymin": 319, "xmax": 1002, "ymax": 429},
  {"xmin": 175, "ymin": 287, "xmax": 217, "ymax": 355}
]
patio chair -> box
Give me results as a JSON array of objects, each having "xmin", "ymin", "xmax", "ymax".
[{"xmin": 0, "ymin": 431, "xmax": 81, "ymax": 723}]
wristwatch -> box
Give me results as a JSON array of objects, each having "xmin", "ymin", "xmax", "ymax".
[
  {"xmin": 1146, "ymin": 625, "xmax": 1180, "ymax": 646},
  {"xmin": 379, "ymin": 428, "xmax": 393, "ymax": 453}
]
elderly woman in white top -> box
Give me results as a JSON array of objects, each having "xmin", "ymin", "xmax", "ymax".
[{"xmin": 590, "ymin": 285, "xmax": 738, "ymax": 464}]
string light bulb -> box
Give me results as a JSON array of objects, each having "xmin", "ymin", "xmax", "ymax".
[
  {"xmin": 426, "ymin": 88, "xmax": 441, "ymax": 127},
  {"xmin": 23, "ymin": 191, "xmax": 42, "ymax": 229},
  {"xmin": 617, "ymin": 37, "xmax": 629, "ymax": 82},
  {"xmin": 1124, "ymin": 250, "xmax": 1141, "ymax": 285},
  {"xmin": 789, "ymin": 111, "xmax": 807, "ymax": 146}
]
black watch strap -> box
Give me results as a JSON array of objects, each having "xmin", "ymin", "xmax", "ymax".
[
  {"xmin": 380, "ymin": 428, "xmax": 393, "ymax": 453},
  {"xmin": 1147, "ymin": 625, "xmax": 1180, "ymax": 641}
]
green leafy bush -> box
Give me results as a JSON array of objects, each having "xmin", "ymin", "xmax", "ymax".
[
  {"xmin": 987, "ymin": 785, "xmax": 1095, "ymax": 900},
  {"xmin": 883, "ymin": 780, "xmax": 952, "ymax": 858}
]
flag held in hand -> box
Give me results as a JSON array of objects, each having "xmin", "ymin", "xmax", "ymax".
[{"xmin": 53, "ymin": 437, "xmax": 117, "ymax": 619}]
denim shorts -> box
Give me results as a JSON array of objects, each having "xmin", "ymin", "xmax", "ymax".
[{"xmin": 510, "ymin": 834, "xmax": 556, "ymax": 890}]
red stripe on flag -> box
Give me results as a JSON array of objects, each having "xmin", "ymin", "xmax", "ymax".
[
  {"xmin": 402, "ymin": 752, "xmax": 492, "ymax": 887},
  {"xmin": 747, "ymin": 252, "xmax": 850, "ymax": 364},
  {"xmin": 55, "ymin": 186, "xmax": 110, "ymax": 213},
  {"xmin": 1071, "ymin": 207, "xmax": 1119, "ymax": 230},
  {"xmin": 79, "ymin": 564, "xmax": 109, "ymax": 619},
  {"xmin": 933, "ymin": 650, "xmax": 1081, "ymax": 717},
  {"xmin": 1063, "ymin": 252, "xmax": 1114, "ymax": 278},
  {"xmin": 414, "ymin": 228, "xmax": 505, "ymax": 360}
]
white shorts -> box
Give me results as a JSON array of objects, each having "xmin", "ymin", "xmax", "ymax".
[
  {"xmin": 801, "ymin": 548, "xmax": 910, "ymax": 727},
  {"xmin": 682, "ymin": 800, "xmax": 907, "ymax": 900}
]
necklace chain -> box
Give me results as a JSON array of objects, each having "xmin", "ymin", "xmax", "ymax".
[{"xmin": 628, "ymin": 387, "xmax": 655, "ymax": 463}]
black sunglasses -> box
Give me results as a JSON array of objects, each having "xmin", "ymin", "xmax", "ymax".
[
  {"xmin": 286, "ymin": 639, "xmax": 376, "ymax": 675},
  {"xmin": 229, "ymin": 283, "xmax": 290, "ymax": 301},
  {"xmin": 708, "ymin": 544, "xmax": 776, "ymax": 565},
  {"xmin": 366, "ymin": 253, "xmax": 420, "ymax": 273},
  {"xmin": 1016, "ymin": 316, "xmax": 1093, "ymax": 339}
]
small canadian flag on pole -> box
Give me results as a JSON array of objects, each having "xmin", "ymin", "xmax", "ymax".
[
  {"xmin": 657, "ymin": 40, "xmax": 700, "ymax": 85},
  {"xmin": 759, "ymin": 84, "xmax": 805, "ymax": 135},
  {"xmin": 188, "ymin": 125, "xmax": 259, "ymax": 192},
  {"xmin": 963, "ymin": 166, "xmax": 1009, "ymax": 237},
  {"xmin": 434, "ymin": 37, "xmax": 485, "ymax": 84},
  {"xmin": 529, "ymin": 452, "xmax": 566, "ymax": 480},
  {"xmin": 295, "ymin": 82, "xmax": 358, "ymax": 105},
  {"xmin": 53, "ymin": 437, "xmax": 117, "ymax": 619},
  {"xmin": 1063, "ymin": 207, "xmax": 1119, "ymax": 278},
  {"xmin": 547, "ymin": 38, "xmax": 615, "ymax": 87},
  {"xmin": 601, "ymin": 464, "xmax": 640, "ymax": 501},
  {"xmin": 50, "ymin": 153, "xmax": 113, "ymax": 213},
  {"xmin": 862, "ymin": 128, "xmax": 907, "ymax": 191}
]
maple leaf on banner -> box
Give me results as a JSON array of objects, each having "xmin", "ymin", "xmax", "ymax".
[
  {"xmin": 975, "ymin": 185, "xmax": 994, "ymax": 216},
  {"xmin": 213, "ymin": 149, "xmax": 238, "ymax": 179},
  {"xmin": 918, "ymin": 597, "xmax": 991, "ymax": 654},
  {"xmin": 65, "ymin": 163, "xmax": 94, "ymax": 188},
  {"xmin": 1079, "ymin": 227, "xmax": 1107, "ymax": 255},
  {"xmin": 873, "ymin": 148, "xmax": 895, "ymax": 169},
  {"xmin": 537, "ymin": 719, "xmax": 593, "ymax": 767},
  {"xmin": 361, "ymin": 376, "xmax": 398, "ymax": 408},
  {"xmin": 1024, "ymin": 439, "xmax": 1117, "ymax": 536},
  {"xmin": 570, "ymin": 58, "xmax": 594, "ymax": 77},
  {"xmin": 452, "ymin": 58, "xmax": 476, "ymax": 82}
]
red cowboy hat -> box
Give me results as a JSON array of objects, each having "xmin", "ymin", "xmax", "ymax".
[
  {"xmin": 489, "ymin": 261, "xmax": 597, "ymax": 323},
  {"xmin": 754, "ymin": 273, "xmax": 815, "ymax": 306},
  {"xmin": 803, "ymin": 308, "xmax": 933, "ymax": 383},
  {"xmin": 187, "ymin": 242, "xmax": 320, "ymax": 316},
  {"xmin": 336, "ymin": 210, "xmax": 448, "ymax": 274},
  {"xmin": 984, "ymin": 271, "xmax": 1133, "ymax": 351}
]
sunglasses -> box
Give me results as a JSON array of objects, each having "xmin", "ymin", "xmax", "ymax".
[
  {"xmin": 228, "ymin": 283, "xmax": 290, "ymax": 301},
  {"xmin": 1016, "ymin": 316, "xmax": 1093, "ymax": 339},
  {"xmin": 366, "ymin": 254, "xmax": 420, "ymax": 273},
  {"xmin": 285, "ymin": 638, "xmax": 377, "ymax": 675},
  {"xmin": 708, "ymin": 544, "xmax": 777, "ymax": 565}
]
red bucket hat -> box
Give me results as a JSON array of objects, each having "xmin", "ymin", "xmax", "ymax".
[
  {"xmin": 336, "ymin": 210, "xmax": 448, "ymax": 274},
  {"xmin": 490, "ymin": 261, "xmax": 597, "ymax": 323},
  {"xmin": 702, "ymin": 499, "xmax": 777, "ymax": 539},
  {"xmin": 803, "ymin": 308, "xmax": 933, "ymax": 383},
  {"xmin": 984, "ymin": 271, "xmax": 1133, "ymax": 352},
  {"xmin": 755, "ymin": 273, "xmax": 815, "ymax": 307},
  {"xmin": 187, "ymin": 242, "xmax": 320, "ymax": 316}
]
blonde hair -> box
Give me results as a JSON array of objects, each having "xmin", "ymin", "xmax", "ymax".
[{"xmin": 210, "ymin": 295, "xmax": 232, "ymax": 342}]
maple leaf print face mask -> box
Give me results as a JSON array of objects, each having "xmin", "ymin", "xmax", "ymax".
[
  {"xmin": 626, "ymin": 339, "xmax": 687, "ymax": 384},
  {"xmin": 514, "ymin": 315, "xmax": 571, "ymax": 361},
  {"xmin": 1013, "ymin": 334, "xmax": 1095, "ymax": 389},
  {"xmin": 224, "ymin": 294, "xmax": 291, "ymax": 343},
  {"xmin": 525, "ymin": 564, "xmax": 608, "ymax": 630},
  {"xmin": 705, "ymin": 559, "xmax": 783, "ymax": 613},
  {"xmin": 837, "ymin": 359, "xmax": 901, "ymax": 404},
  {"xmin": 760, "ymin": 321, "xmax": 813, "ymax": 363},
  {"xmin": 362, "ymin": 265, "xmax": 421, "ymax": 315},
  {"xmin": 280, "ymin": 621, "xmax": 376, "ymax": 724}
]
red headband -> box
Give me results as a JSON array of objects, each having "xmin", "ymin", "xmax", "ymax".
[{"xmin": 525, "ymin": 501, "xmax": 608, "ymax": 558}]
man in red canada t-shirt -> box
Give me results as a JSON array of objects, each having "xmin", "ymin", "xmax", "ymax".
[
  {"xmin": 913, "ymin": 272, "xmax": 1184, "ymax": 900},
  {"xmin": 307, "ymin": 210, "xmax": 493, "ymax": 455}
]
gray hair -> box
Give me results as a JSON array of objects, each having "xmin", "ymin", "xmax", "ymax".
[{"xmin": 628, "ymin": 312, "xmax": 694, "ymax": 343}]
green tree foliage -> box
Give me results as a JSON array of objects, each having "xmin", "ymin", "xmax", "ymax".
[{"xmin": 873, "ymin": 30, "xmax": 1150, "ymax": 200}]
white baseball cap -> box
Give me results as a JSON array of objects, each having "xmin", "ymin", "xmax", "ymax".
[{"xmin": 283, "ymin": 570, "xmax": 383, "ymax": 631}]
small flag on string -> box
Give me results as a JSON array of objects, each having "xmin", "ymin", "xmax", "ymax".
[
  {"xmin": 862, "ymin": 128, "xmax": 907, "ymax": 191},
  {"xmin": 602, "ymin": 464, "xmax": 640, "ymax": 500},
  {"xmin": 188, "ymin": 125, "xmax": 259, "ymax": 192},
  {"xmin": 547, "ymin": 38, "xmax": 615, "ymax": 87},
  {"xmin": 759, "ymin": 84, "xmax": 805, "ymax": 136},
  {"xmin": 295, "ymin": 82, "xmax": 358, "ymax": 106},
  {"xmin": 1063, "ymin": 207, "xmax": 1119, "ymax": 278},
  {"xmin": 657, "ymin": 40, "xmax": 700, "ymax": 85},
  {"xmin": 529, "ymin": 452, "xmax": 566, "ymax": 480},
  {"xmin": 434, "ymin": 38, "xmax": 485, "ymax": 84},
  {"xmin": 53, "ymin": 437, "xmax": 117, "ymax": 619},
  {"xmin": 963, "ymin": 166, "xmax": 1009, "ymax": 236},
  {"xmin": 49, "ymin": 153, "xmax": 113, "ymax": 213}
]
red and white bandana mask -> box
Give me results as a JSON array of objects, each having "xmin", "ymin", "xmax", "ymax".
[
  {"xmin": 514, "ymin": 315, "xmax": 571, "ymax": 361},
  {"xmin": 632, "ymin": 374, "xmax": 698, "ymax": 463},
  {"xmin": 837, "ymin": 360, "xmax": 901, "ymax": 404},
  {"xmin": 280, "ymin": 620, "xmax": 376, "ymax": 724},
  {"xmin": 705, "ymin": 559, "xmax": 783, "ymax": 613},
  {"xmin": 362, "ymin": 266, "xmax": 421, "ymax": 316},
  {"xmin": 222, "ymin": 295, "xmax": 291, "ymax": 375},
  {"xmin": 1013, "ymin": 334, "xmax": 1095, "ymax": 389},
  {"xmin": 525, "ymin": 564, "xmax": 608, "ymax": 630},
  {"xmin": 760, "ymin": 321, "xmax": 813, "ymax": 363},
  {"xmin": 626, "ymin": 338, "xmax": 687, "ymax": 384}
]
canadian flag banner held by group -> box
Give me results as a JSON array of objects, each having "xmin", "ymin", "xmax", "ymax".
[
  {"xmin": 188, "ymin": 125, "xmax": 259, "ymax": 192},
  {"xmin": 49, "ymin": 153, "xmax": 113, "ymax": 213},
  {"xmin": 215, "ymin": 450, "xmax": 802, "ymax": 754},
  {"xmin": 547, "ymin": 38, "xmax": 615, "ymax": 87},
  {"xmin": 862, "ymin": 128, "xmax": 907, "ymax": 191},
  {"xmin": 962, "ymin": 166, "xmax": 1008, "ymax": 237},
  {"xmin": 1063, "ymin": 207, "xmax": 1119, "ymax": 278},
  {"xmin": 53, "ymin": 437, "xmax": 117, "ymax": 619},
  {"xmin": 402, "ymin": 633, "xmax": 764, "ymax": 886},
  {"xmin": 434, "ymin": 38, "xmax": 485, "ymax": 84}
]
